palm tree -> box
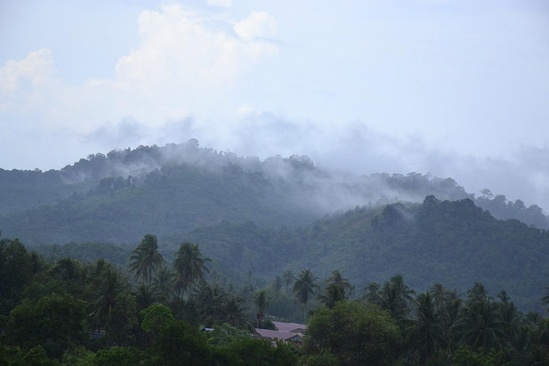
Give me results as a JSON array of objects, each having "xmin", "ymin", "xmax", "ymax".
[
  {"xmin": 134, "ymin": 283, "xmax": 159, "ymax": 311},
  {"xmin": 173, "ymin": 242, "xmax": 211, "ymax": 297},
  {"xmin": 273, "ymin": 276, "xmax": 283, "ymax": 293},
  {"xmin": 328, "ymin": 270, "xmax": 354, "ymax": 295},
  {"xmin": 364, "ymin": 281, "xmax": 384, "ymax": 307},
  {"xmin": 293, "ymin": 269, "xmax": 319, "ymax": 321},
  {"xmin": 451, "ymin": 283, "xmax": 506, "ymax": 351},
  {"xmin": 283, "ymin": 269, "xmax": 294, "ymax": 292},
  {"xmin": 430, "ymin": 283, "xmax": 462, "ymax": 354},
  {"xmin": 319, "ymin": 283, "xmax": 346, "ymax": 309},
  {"xmin": 255, "ymin": 289, "xmax": 270, "ymax": 327},
  {"xmin": 89, "ymin": 266, "xmax": 127, "ymax": 336},
  {"xmin": 222, "ymin": 295, "xmax": 248, "ymax": 328},
  {"xmin": 380, "ymin": 274, "xmax": 415, "ymax": 322},
  {"xmin": 129, "ymin": 234, "xmax": 164, "ymax": 285},
  {"xmin": 152, "ymin": 266, "xmax": 176, "ymax": 302},
  {"xmin": 412, "ymin": 292, "xmax": 444, "ymax": 364}
]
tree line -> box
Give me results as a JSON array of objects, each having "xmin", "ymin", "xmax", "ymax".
[{"xmin": 1, "ymin": 235, "xmax": 549, "ymax": 365}]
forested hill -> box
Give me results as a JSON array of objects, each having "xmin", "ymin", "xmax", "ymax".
[
  {"xmin": 169, "ymin": 196, "xmax": 549, "ymax": 312},
  {"xmin": 0, "ymin": 140, "xmax": 547, "ymax": 245},
  {"xmin": 34, "ymin": 196, "xmax": 549, "ymax": 312}
]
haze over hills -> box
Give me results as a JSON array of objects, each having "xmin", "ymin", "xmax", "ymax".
[
  {"xmin": 1, "ymin": 140, "xmax": 547, "ymax": 244},
  {"xmin": 1, "ymin": 140, "xmax": 548, "ymax": 311}
]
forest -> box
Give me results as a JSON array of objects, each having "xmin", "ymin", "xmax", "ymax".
[
  {"xmin": 1, "ymin": 236, "xmax": 549, "ymax": 365},
  {"xmin": 1, "ymin": 141, "xmax": 549, "ymax": 364},
  {"xmin": 1, "ymin": 141, "xmax": 547, "ymax": 246}
]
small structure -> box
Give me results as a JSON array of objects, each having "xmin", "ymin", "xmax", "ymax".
[{"xmin": 254, "ymin": 321, "xmax": 307, "ymax": 346}]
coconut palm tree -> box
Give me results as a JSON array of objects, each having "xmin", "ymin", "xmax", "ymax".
[
  {"xmin": 412, "ymin": 292, "xmax": 444, "ymax": 364},
  {"xmin": 129, "ymin": 234, "xmax": 164, "ymax": 285},
  {"xmin": 152, "ymin": 266, "xmax": 176, "ymax": 302},
  {"xmin": 318, "ymin": 270, "xmax": 352, "ymax": 308},
  {"xmin": 293, "ymin": 269, "xmax": 319, "ymax": 321},
  {"xmin": 319, "ymin": 283, "xmax": 346, "ymax": 309},
  {"xmin": 283, "ymin": 269, "xmax": 294, "ymax": 293},
  {"xmin": 380, "ymin": 274, "xmax": 415, "ymax": 322},
  {"xmin": 364, "ymin": 281, "xmax": 384, "ymax": 307},
  {"xmin": 451, "ymin": 283, "xmax": 506, "ymax": 352},
  {"xmin": 88, "ymin": 266, "xmax": 127, "ymax": 336},
  {"xmin": 255, "ymin": 289, "xmax": 270, "ymax": 327},
  {"xmin": 223, "ymin": 295, "xmax": 248, "ymax": 328},
  {"xmin": 173, "ymin": 242, "xmax": 211, "ymax": 297}
]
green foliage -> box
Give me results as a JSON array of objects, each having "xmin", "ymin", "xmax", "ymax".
[
  {"xmin": 140, "ymin": 303, "xmax": 175, "ymax": 334},
  {"xmin": 304, "ymin": 301, "xmax": 402, "ymax": 366},
  {"xmin": 5, "ymin": 294, "xmax": 87, "ymax": 359},
  {"xmin": 0, "ymin": 238, "xmax": 36, "ymax": 315},
  {"xmin": 154, "ymin": 320, "xmax": 211, "ymax": 366},
  {"xmin": 129, "ymin": 234, "xmax": 164, "ymax": 285},
  {"xmin": 93, "ymin": 346, "xmax": 146, "ymax": 366},
  {"xmin": 191, "ymin": 281, "xmax": 248, "ymax": 328},
  {"xmin": 293, "ymin": 269, "xmax": 319, "ymax": 321},
  {"xmin": 173, "ymin": 242, "xmax": 211, "ymax": 297},
  {"xmin": 298, "ymin": 350, "xmax": 339, "ymax": 366},
  {"xmin": 215, "ymin": 338, "xmax": 298, "ymax": 366},
  {"xmin": 1, "ymin": 236, "xmax": 549, "ymax": 364},
  {"xmin": 452, "ymin": 346, "xmax": 508, "ymax": 366}
]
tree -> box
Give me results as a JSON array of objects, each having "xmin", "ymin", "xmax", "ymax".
[
  {"xmin": 254, "ymin": 289, "xmax": 270, "ymax": 327},
  {"xmin": 430, "ymin": 283, "xmax": 462, "ymax": 356},
  {"xmin": 319, "ymin": 283, "xmax": 347, "ymax": 309},
  {"xmin": 293, "ymin": 269, "xmax": 319, "ymax": 321},
  {"xmin": 0, "ymin": 238, "xmax": 35, "ymax": 315},
  {"xmin": 304, "ymin": 301, "xmax": 402, "ymax": 366},
  {"xmin": 192, "ymin": 281, "xmax": 246, "ymax": 328},
  {"xmin": 319, "ymin": 270, "xmax": 353, "ymax": 308},
  {"xmin": 363, "ymin": 282, "xmax": 383, "ymax": 307},
  {"xmin": 5, "ymin": 294, "xmax": 87, "ymax": 359},
  {"xmin": 452, "ymin": 283, "xmax": 506, "ymax": 352},
  {"xmin": 88, "ymin": 265, "xmax": 129, "ymax": 338},
  {"xmin": 379, "ymin": 274, "xmax": 415, "ymax": 323},
  {"xmin": 140, "ymin": 303, "xmax": 176, "ymax": 341},
  {"xmin": 283, "ymin": 269, "xmax": 294, "ymax": 292},
  {"xmin": 129, "ymin": 234, "xmax": 164, "ymax": 285},
  {"xmin": 173, "ymin": 242, "xmax": 211, "ymax": 297},
  {"xmin": 411, "ymin": 292, "xmax": 444, "ymax": 365},
  {"xmin": 154, "ymin": 320, "xmax": 211, "ymax": 366},
  {"xmin": 152, "ymin": 266, "xmax": 176, "ymax": 302},
  {"xmin": 273, "ymin": 276, "xmax": 283, "ymax": 293}
]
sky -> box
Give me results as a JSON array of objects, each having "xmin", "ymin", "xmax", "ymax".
[{"xmin": 1, "ymin": 0, "xmax": 549, "ymax": 211}]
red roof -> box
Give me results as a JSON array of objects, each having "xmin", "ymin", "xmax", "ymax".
[{"xmin": 254, "ymin": 321, "xmax": 307, "ymax": 343}]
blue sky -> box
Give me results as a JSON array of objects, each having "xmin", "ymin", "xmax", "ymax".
[{"xmin": 1, "ymin": 0, "xmax": 549, "ymax": 210}]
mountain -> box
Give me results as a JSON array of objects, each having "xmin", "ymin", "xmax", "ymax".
[
  {"xmin": 1, "ymin": 140, "xmax": 547, "ymax": 245},
  {"xmin": 32, "ymin": 196, "xmax": 549, "ymax": 312},
  {"xmin": 165, "ymin": 196, "xmax": 549, "ymax": 312}
]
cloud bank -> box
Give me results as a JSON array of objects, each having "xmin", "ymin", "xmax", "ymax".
[{"xmin": 0, "ymin": 1, "xmax": 548, "ymax": 213}]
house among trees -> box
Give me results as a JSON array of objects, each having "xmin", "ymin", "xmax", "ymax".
[{"xmin": 254, "ymin": 321, "xmax": 307, "ymax": 346}]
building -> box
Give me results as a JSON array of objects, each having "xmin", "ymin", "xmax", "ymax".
[{"xmin": 254, "ymin": 321, "xmax": 307, "ymax": 346}]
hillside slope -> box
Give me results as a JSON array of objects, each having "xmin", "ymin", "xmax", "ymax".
[
  {"xmin": 181, "ymin": 197, "xmax": 549, "ymax": 312},
  {"xmin": 1, "ymin": 141, "xmax": 547, "ymax": 245}
]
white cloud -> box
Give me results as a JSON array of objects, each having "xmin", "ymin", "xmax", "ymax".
[
  {"xmin": 234, "ymin": 11, "xmax": 278, "ymax": 41},
  {"xmin": 0, "ymin": 48, "xmax": 55, "ymax": 95},
  {"xmin": 0, "ymin": 48, "xmax": 57, "ymax": 114},
  {"xmin": 0, "ymin": 4, "xmax": 279, "ymax": 134},
  {"xmin": 207, "ymin": 0, "xmax": 232, "ymax": 8}
]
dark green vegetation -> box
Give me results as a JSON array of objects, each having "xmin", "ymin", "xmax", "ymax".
[
  {"xmin": 1, "ymin": 141, "xmax": 549, "ymax": 363},
  {"xmin": 0, "ymin": 141, "xmax": 547, "ymax": 311},
  {"xmin": 1, "ymin": 141, "xmax": 547, "ymax": 245},
  {"xmin": 28, "ymin": 195, "xmax": 549, "ymax": 312},
  {"xmin": 1, "ymin": 237, "xmax": 549, "ymax": 365}
]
